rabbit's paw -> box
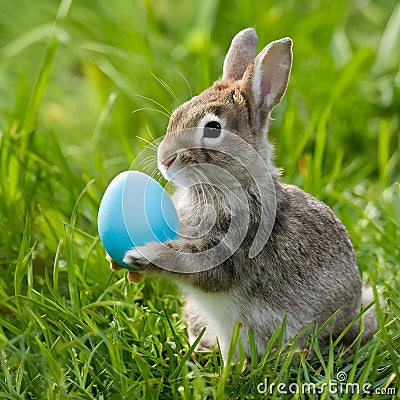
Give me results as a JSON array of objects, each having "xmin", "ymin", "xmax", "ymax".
[
  {"xmin": 106, "ymin": 252, "xmax": 143, "ymax": 283},
  {"xmin": 123, "ymin": 242, "xmax": 165, "ymax": 272},
  {"xmin": 123, "ymin": 247, "xmax": 151, "ymax": 267},
  {"xmin": 124, "ymin": 243, "xmax": 165, "ymax": 282}
]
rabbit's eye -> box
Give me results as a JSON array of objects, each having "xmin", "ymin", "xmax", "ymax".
[{"xmin": 204, "ymin": 121, "xmax": 221, "ymax": 138}]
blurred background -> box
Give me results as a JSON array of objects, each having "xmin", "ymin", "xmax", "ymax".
[{"xmin": 0, "ymin": 0, "xmax": 399, "ymax": 292}]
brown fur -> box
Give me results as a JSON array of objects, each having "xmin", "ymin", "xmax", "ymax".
[{"xmin": 118, "ymin": 28, "xmax": 377, "ymax": 362}]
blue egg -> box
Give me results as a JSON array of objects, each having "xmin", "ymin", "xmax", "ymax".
[{"xmin": 98, "ymin": 171, "xmax": 179, "ymax": 270}]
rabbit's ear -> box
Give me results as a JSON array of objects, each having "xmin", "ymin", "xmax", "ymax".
[
  {"xmin": 242, "ymin": 38, "xmax": 292, "ymax": 112},
  {"xmin": 222, "ymin": 28, "xmax": 258, "ymax": 81}
]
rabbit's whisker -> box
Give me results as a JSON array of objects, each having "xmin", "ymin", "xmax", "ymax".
[
  {"xmin": 145, "ymin": 124, "xmax": 159, "ymax": 144},
  {"xmin": 177, "ymin": 70, "xmax": 193, "ymax": 98},
  {"xmin": 151, "ymin": 71, "xmax": 179, "ymax": 108},
  {"xmin": 151, "ymin": 170, "xmax": 163, "ymax": 182},
  {"xmin": 136, "ymin": 136, "xmax": 159, "ymax": 152},
  {"xmin": 132, "ymin": 93, "xmax": 171, "ymax": 117},
  {"xmin": 142, "ymin": 161, "xmax": 158, "ymax": 174},
  {"xmin": 132, "ymin": 107, "xmax": 171, "ymax": 119},
  {"xmin": 140, "ymin": 154, "xmax": 158, "ymax": 165},
  {"xmin": 138, "ymin": 155, "xmax": 158, "ymax": 171}
]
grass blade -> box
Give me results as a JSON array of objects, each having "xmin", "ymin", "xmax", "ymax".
[{"xmin": 216, "ymin": 321, "xmax": 242, "ymax": 398}]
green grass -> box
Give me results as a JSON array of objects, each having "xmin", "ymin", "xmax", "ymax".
[{"xmin": 0, "ymin": 0, "xmax": 399, "ymax": 398}]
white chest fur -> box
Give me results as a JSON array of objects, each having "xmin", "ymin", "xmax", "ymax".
[{"xmin": 178, "ymin": 283, "xmax": 241, "ymax": 360}]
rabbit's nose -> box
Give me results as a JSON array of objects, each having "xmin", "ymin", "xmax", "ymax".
[{"xmin": 162, "ymin": 154, "xmax": 177, "ymax": 169}]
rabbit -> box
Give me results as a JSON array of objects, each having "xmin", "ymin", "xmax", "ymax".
[{"xmin": 108, "ymin": 28, "xmax": 377, "ymax": 362}]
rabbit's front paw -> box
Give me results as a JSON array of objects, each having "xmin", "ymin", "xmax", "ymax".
[
  {"xmin": 106, "ymin": 252, "xmax": 143, "ymax": 283},
  {"xmin": 123, "ymin": 247, "xmax": 151, "ymax": 268},
  {"xmin": 123, "ymin": 242, "xmax": 165, "ymax": 275},
  {"xmin": 123, "ymin": 248, "xmax": 148, "ymax": 283}
]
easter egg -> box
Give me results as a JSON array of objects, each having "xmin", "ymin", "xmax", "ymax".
[{"xmin": 98, "ymin": 171, "xmax": 179, "ymax": 270}]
